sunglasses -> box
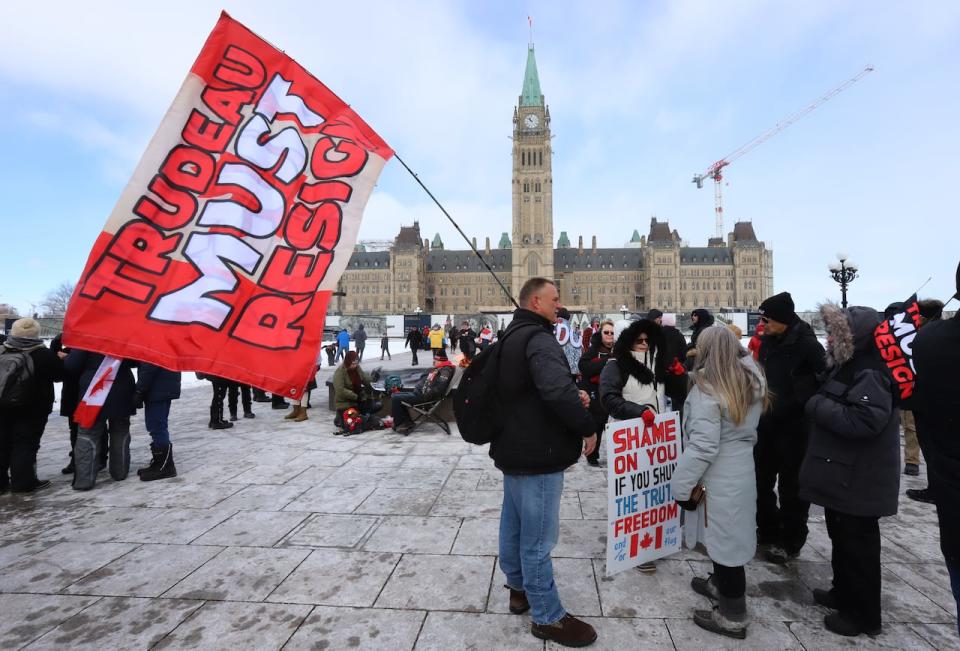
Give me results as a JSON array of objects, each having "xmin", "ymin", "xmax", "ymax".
[
  {"xmin": 635, "ymin": 337, "xmax": 649, "ymax": 344},
  {"xmin": 601, "ymin": 330, "xmax": 614, "ymax": 335}
]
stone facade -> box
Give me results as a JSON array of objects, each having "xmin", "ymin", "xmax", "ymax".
[{"xmin": 335, "ymin": 45, "xmax": 773, "ymax": 316}]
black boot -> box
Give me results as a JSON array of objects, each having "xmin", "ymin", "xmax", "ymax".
[
  {"xmin": 209, "ymin": 405, "xmax": 233, "ymax": 429},
  {"xmin": 229, "ymin": 407, "xmax": 238, "ymax": 421},
  {"xmin": 139, "ymin": 444, "xmax": 177, "ymax": 481},
  {"xmin": 252, "ymin": 388, "xmax": 271, "ymax": 402}
]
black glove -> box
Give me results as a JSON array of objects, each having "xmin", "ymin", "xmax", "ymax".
[
  {"xmin": 133, "ymin": 392, "xmax": 145, "ymax": 410},
  {"xmin": 675, "ymin": 498, "xmax": 699, "ymax": 511}
]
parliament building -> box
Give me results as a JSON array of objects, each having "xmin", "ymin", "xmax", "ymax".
[{"xmin": 335, "ymin": 44, "xmax": 773, "ymax": 317}]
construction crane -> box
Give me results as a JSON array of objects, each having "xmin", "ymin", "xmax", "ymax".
[{"xmin": 693, "ymin": 65, "xmax": 874, "ymax": 239}]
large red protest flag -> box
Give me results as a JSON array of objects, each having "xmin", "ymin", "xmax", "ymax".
[{"xmin": 64, "ymin": 12, "xmax": 393, "ymax": 398}]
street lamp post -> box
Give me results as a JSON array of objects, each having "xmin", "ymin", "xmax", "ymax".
[
  {"xmin": 619, "ymin": 304, "xmax": 629, "ymax": 320},
  {"xmin": 828, "ymin": 253, "xmax": 858, "ymax": 309}
]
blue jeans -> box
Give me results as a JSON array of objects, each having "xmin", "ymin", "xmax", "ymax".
[
  {"xmin": 499, "ymin": 472, "xmax": 565, "ymax": 625},
  {"xmin": 947, "ymin": 557, "xmax": 960, "ymax": 636},
  {"xmin": 144, "ymin": 400, "xmax": 171, "ymax": 446}
]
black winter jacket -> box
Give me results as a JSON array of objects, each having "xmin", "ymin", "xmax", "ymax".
[
  {"xmin": 578, "ymin": 341, "xmax": 612, "ymax": 420},
  {"xmin": 414, "ymin": 364, "xmax": 456, "ymax": 401},
  {"xmin": 912, "ymin": 314, "xmax": 960, "ymax": 561},
  {"xmin": 757, "ymin": 319, "xmax": 825, "ymax": 435},
  {"xmin": 135, "ymin": 363, "xmax": 182, "ymax": 402},
  {"xmin": 64, "ymin": 350, "xmax": 136, "ymax": 420},
  {"xmin": 0, "ymin": 343, "xmax": 63, "ymax": 415},
  {"xmin": 405, "ymin": 329, "xmax": 423, "ymax": 349},
  {"xmin": 50, "ymin": 334, "xmax": 78, "ymax": 416},
  {"xmin": 800, "ymin": 306, "xmax": 899, "ymax": 518},
  {"xmin": 599, "ymin": 319, "xmax": 665, "ymax": 420},
  {"xmin": 490, "ymin": 309, "xmax": 595, "ymax": 474}
]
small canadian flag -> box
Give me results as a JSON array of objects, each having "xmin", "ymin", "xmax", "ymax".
[{"xmin": 73, "ymin": 355, "xmax": 122, "ymax": 428}]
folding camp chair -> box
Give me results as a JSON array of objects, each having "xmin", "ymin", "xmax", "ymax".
[{"xmin": 399, "ymin": 367, "xmax": 461, "ymax": 436}]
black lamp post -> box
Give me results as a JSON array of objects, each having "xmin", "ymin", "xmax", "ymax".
[{"xmin": 828, "ymin": 254, "xmax": 858, "ymax": 309}]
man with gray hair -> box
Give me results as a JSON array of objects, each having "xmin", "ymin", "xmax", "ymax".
[{"xmin": 491, "ymin": 277, "xmax": 599, "ymax": 647}]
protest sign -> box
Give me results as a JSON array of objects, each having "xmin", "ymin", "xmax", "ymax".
[
  {"xmin": 64, "ymin": 12, "xmax": 393, "ymax": 398},
  {"xmin": 606, "ymin": 411, "xmax": 682, "ymax": 576},
  {"xmin": 873, "ymin": 294, "xmax": 922, "ymax": 402}
]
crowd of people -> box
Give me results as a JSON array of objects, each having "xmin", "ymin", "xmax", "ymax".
[
  {"xmin": 1, "ymin": 267, "xmax": 957, "ymax": 646},
  {"xmin": 487, "ymin": 273, "xmax": 959, "ymax": 646}
]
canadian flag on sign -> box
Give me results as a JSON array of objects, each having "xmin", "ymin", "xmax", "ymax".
[{"xmin": 73, "ymin": 356, "xmax": 123, "ymax": 428}]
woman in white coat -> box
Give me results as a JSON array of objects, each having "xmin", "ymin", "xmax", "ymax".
[{"xmin": 671, "ymin": 326, "xmax": 768, "ymax": 639}]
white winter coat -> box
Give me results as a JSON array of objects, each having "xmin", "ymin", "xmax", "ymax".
[{"xmin": 671, "ymin": 355, "xmax": 766, "ymax": 567}]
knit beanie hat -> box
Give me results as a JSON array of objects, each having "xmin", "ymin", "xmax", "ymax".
[
  {"xmin": 10, "ymin": 318, "xmax": 41, "ymax": 339},
  {"xmin": 434, "ymin": 348, "xmax": 448, "ymax": 361},
  {"xmin": 646, "ymin": 308, "xmax": 663, "ymax": 321},
  {"xmin": 759, "ymin": 292, "xmax": 798, "ymax": 325}
]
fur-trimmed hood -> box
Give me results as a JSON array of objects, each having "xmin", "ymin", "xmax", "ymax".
[
  {"xmin": 819, "ymin": 303, "xmax": 880, "ymax": 368},
  {"xmin": 612, "ymin": 319, "xmax": 666, "ymax": 383}
]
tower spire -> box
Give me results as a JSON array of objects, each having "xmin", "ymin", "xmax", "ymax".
[{"xmin": 520, "ymin": 40, "xmax": 543, "ymax": 107}]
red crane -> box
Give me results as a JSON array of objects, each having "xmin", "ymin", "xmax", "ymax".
[{"xmin": 693, "ymin": 65, "xmax": 874, "ymax": 239}]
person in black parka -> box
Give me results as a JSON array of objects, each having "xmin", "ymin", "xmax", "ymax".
[
  {"xmin": 50, "ymin": 333, "xmax": 102, "ymax": 475},
  {"xmin": 0, "ymin": 318, "xmax": 64, "ymax": 493},
  {"xmin": 685, "ymin": 308, "xmax": 715, "ymax": 371},
  {"xmin": 491, "ymin": 278, "xmax": 599, "ymax": 647},
  {"xmin": 754, "ymin": 292, "xmax": 826, "ymax": 564},
  {"xmin": 800, "ymin": 304, "xmax": 899, "ymax": 638},
  {"xmin": 134, "ymin": 362, "xmax": 181, "ymax": 481},
  {"xmin": 911, "ymin": 262, "xmax": 960, "ymax": 635},
  {"xmin": 64, "ymin": 349, "xmax": 137, "ymax": 491}
]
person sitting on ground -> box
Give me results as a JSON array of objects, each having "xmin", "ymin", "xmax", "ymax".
[
  {"xmin": 800, "ymin": 303, "xmax": 899, "ymax": 638},
  {"xmin": 390, "ymin": 349, "xmax": 456, "ymax": 434},
  {"xmin": 672, "ymin": 326, "xmax": 769, "ymax": 640},
  {"xmin": 0, "ymin": 318, "xmax": 64, "ymax": 493},
  {"xmin": 600, "ymin": 317, "xmax": 667, "ymax": 573},
  {"xmin": 332, "ymin": 351, "xmax": 380, "ymax": 428}
]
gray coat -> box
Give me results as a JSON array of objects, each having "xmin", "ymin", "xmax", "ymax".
[
  {"xmin": 671, "ymin": 355, "xmax": 766, "ymax": 567},
  {"xmin": 799, "ymin": 305, "xmax": 900, "ymax": 518}
]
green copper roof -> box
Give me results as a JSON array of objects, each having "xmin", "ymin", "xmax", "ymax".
[
  {"xmin": 520, "ymin": 45, "xmax": 543, "ymax": 107},
  {"xmin": 630, "ymin": 229, "xmax": 642, "ymax": 243},
  {"xmin": 431, "ymin": 233, "xmax": 443, "ymax": 249},
  {"xmin": 499, "ymin": 232, "xmax": 512, "ymax": 249},
  {"xmin": 557, "ymin": 231, "xmax": 570, "ymax": 248}
]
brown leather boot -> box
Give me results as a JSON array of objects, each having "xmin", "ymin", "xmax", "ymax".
[
  {"xmin": 531, "ymin": 614, "xmax": 597, "ymax": 647},
  {"xmin": 283, "ymin": 406, "xmax": 299, "ymax": 420},
  {"xmin": 293, "ymin": 406, "xmax": 308, "ymax": 422},
  {"xmin": 505, "ymin": 585, "xmax": 529, "ymax": 614}
]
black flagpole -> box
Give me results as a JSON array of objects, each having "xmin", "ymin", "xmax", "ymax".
[{"xmin": 393, "ymin": 154, "xmax": 520, "ymax": 310}]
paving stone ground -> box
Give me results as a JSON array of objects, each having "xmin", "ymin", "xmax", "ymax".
[{"xmin": 1, "ymin": 349, "xmax": 957, "ymax": 649}]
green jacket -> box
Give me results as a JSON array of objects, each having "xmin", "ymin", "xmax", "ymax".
[{"xmin": 332, "ymin": 365, "xmax": 373, "ymax": 410}]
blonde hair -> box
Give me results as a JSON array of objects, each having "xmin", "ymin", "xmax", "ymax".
[{"xmin": 690, "ymin": 326, "xmax": 768, "ymax": 425}]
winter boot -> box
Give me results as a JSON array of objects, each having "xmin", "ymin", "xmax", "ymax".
[
  {"xmin": 109, "ymin": 424, "xmax": 131, "ymax": 482},
  {"xmin": 72, "ymin": 433, "xmax": 99, "ymax": 491},
  {"xmin": 293, "ymin": 406, "xmax": 308, "ymax": 422},
  {"xmin": 693, "ymin": 594, "xmax": 748, "ymax": 639},
  {"xmin": 505, "ymin": 585, "xmax": 530, "ymax": 614},
  {"xmin": 229, "ymin": 407, "xmax": 239, "ymax": 421},
  {"xmin": 139, "ymin": 444, "xmax": 177, "ymax": 482},
  {"xmin": 691, "ymin": 574, "xmax": 721, "ymax": 601},
  {"xmin": 209, "ymin": 405, "xmax": 233, "ymax": 429},
  {"xmin": 252, "ymin": 388, "xmax": 271, "ymax": 402},
  {"xmin": 531, "ymin": 614, "xmax": 597, "ymax": 647},
  {"xmin": 243, "ymin": 407, "xmax": 255, "ymax": 419},
  {"xmin": 284, "ymin": 406, "xmax": 300, "ymax": 420}
]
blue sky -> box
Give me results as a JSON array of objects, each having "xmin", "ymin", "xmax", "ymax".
[{"xmin": 1, "ymin": 1, "xmax": 958, "ymax": 313}]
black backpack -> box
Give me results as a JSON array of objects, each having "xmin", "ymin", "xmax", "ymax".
[
  {"xmin": 454, "ymin": 323, "xmax": 539, "ymax": 445},
  {"xmin": 0, "ymin": 349, "xmax": 37, "ymax": 408}
]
